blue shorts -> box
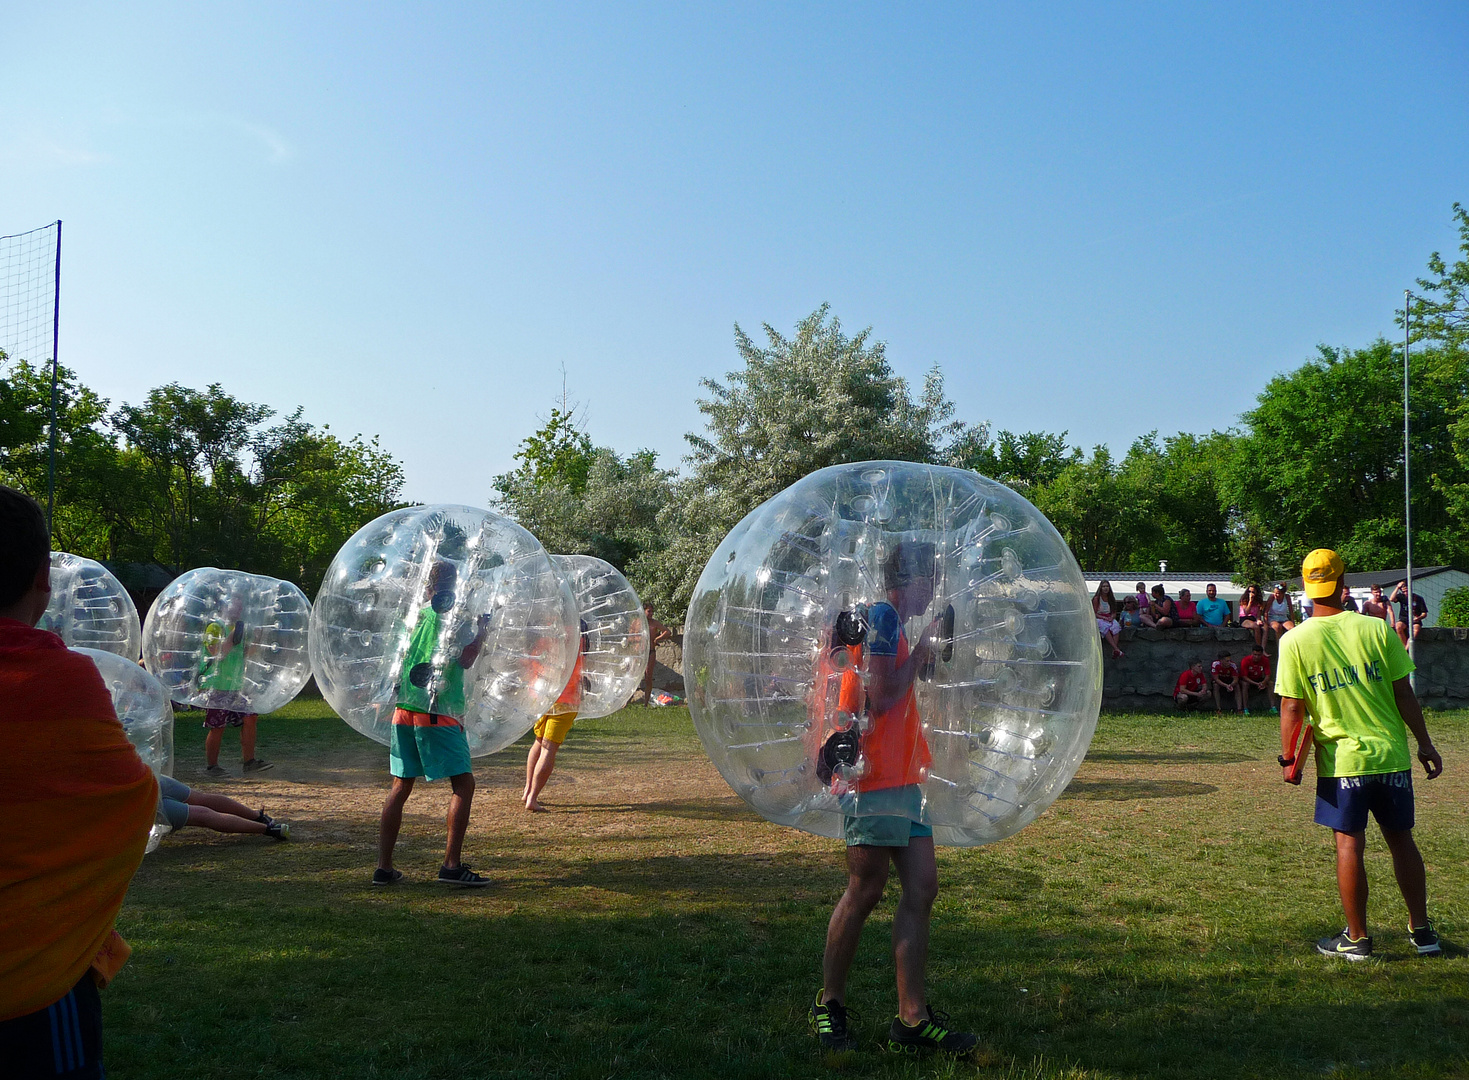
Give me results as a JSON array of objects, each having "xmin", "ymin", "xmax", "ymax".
[
  {"xmin": 158, "ymin": 774, "xmax": 192, "ymax": 830},
  {"xmin": 840, "ymin": 784, "xmax": 933, "ymax": 848},
  {"xmin": 1314, "ymin": 770, "xmax": 1415, "ymax": 833},
  {"xmin": 0, "ymin": 972, "xmax": 104, "ymax": 1078}
]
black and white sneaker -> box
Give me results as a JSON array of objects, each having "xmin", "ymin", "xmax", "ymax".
[
  {"xmin": 264, "ymin": 820, "xmax": 290, "ymax": 841},
  {"xmin": 809, "ymin": 991, "xmax": 859, "ymax": 1052},
  {"xmin": 371, "ymin": 868, "xmax": 403, "ymax": 886},
  {"xmin": 1317, "ymin": 930, "xmax": 1374, "ymax": 961},
  {"xmin": 203, "ymin": 765, "xmax": 228, "ymax": 778},
  {"xmin": 436, "ymin": 863, "xmax": 491, "ymax": 887},
  {"xmin": 1409, "ymin": 922, "xmax": 1442, "ymax": 956},
  {"xmin": 886, "ymin": 1007, "xmax": 978, "ymax": 1055}
]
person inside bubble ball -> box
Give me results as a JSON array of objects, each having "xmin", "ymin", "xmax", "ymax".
[
  {"xmin": 522, "ymin": 620, "xmax": 589, "ymax": 812},
  {"xmin": 198, "ymin": 593, "xmax": 271, "ymax": 777},
  {"xmin": 374, "ymin": 559, "xmax": 492, "ymax": 887},
  {"xmin": 810, "ymin": 541, "xmax": 978, "ymax": 1057}
]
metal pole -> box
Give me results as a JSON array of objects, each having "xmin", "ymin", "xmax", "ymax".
[
  {"xmin": 1404, "ymin": 290, "xmax": 1415, "ymax": 676},
  {"xmin": 44, "ymin": 220, "xmax": 62, "ymax": 535}
]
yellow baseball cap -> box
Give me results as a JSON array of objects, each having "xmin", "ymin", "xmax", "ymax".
[{"xmin": 1301, "ymin": 548, "xmax": 1346, "ymax": 599}]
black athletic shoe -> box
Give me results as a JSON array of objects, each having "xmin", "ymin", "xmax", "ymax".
[
  {"xmin": 809, "ymin": 991, "xmax": 859, "ymax": 1052},
  {"xmin": 886, "ymin": 1008, "xmax": 978, "ymax": 1055},
  {"xmin": 436, "ymin": 863, "xmax": 491, "ymax": 887},
  {"xmin": 1317, "ymin": 930, "xmax": 1374, "ymax": 961},
  {"xmin": 1409, "ymin": 922, "xmax": 1443, "ymax": 956},
  {"xmin": 371, "ymin": 868, "xmax": 403, "ymax": 886},
  {"xmin": 255, "ymin": 808, "xmax": 275, "ymax": 826},
  {"xmin": 203, "ymin": 764, "xmax": 228, "ymax": 777},
  {"xmin": 242, "ymin": 758, "xmax": 274, "ymax": 773},
  {"xmin": 264, "ymin": 820, "xmax": 290, "ymax": 841}
]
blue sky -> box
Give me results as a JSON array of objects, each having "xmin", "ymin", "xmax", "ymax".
[{"xmin": 3, "ymin": 2, "xmax": 1467, "ymax": 504}]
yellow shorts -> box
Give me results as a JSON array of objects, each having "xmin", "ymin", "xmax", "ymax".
[{"xmin": 533, "ymin": 710, "xmax": 578, "ymax": 745}]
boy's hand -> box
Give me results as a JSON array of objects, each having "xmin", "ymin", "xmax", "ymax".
[{"xmin": 1419, "ymin": 742, "xmax": 1443, "ymax": 780}]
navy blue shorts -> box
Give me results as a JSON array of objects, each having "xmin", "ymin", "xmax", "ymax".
[
  {"xmin": 1314, "ymin": 770, "xmax": 1415, "ymax": 833},
  {"xmin": 0, "ymin": 972, "xmax": 104, "ymax": 1077}
]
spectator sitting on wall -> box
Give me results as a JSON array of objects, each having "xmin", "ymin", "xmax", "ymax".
[
  {"xmin": 1237, "ymin": 584, "xmax": 1266, "ymax": 648},
  {"xmin": 1173, "ymin": 659, "xmax": 1208, "ymax": 710},
  {"xmin": 1239, "ymin": 643, "xmax": 1274, "ymax": 714},
  {"xmin": 1197, "ymin": 583, "xmax": 1230, "ymax": 628},
  {"xmin": 1119, "ymin": 595, "xmax": 1144, "ymax": 629},
  {"xmin": 1150, "ymin": 586, "xmax": 1179, "ymax": 629},
  {"xmin": 1362, "ymin": 583, "xmax": 1393, "ymax": 625},
  {"xmin": 1301, "ymin": 594, "xmax": 1314, "ymax": 620},
  {"xmin": 1092, "ymin": 580, "xmax": 1124, "ymax": 660},
  {"xmin": 1134, "ymin": 582, "xmax": 1151, "ymax": 616},
  {"xmin": 1211, "ymin": 650, "xmax": 1242, "ymax": 713},
  {"xmin": 1389, "ymin": 581, "xmax": 1428, "ymax": 646},
  {"xmin": 1338, "ymin": 582, "xmax": 1359, "ymax": 613},
  {"xmin": 1266, "ymin": 583, "xmax": 1295, "ymax": 643},
  {"xmin": 1175, "ymin": 588, "xmax": 1201, "ymax": 628}
]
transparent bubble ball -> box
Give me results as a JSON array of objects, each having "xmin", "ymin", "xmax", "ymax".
[
  {"xmin": 40, "ymin": 553, "xmax": 142, "ymax": 659},
  {"xmin": 310, "ymin": 505, "xmax": 579, "ymax": 757},
  {"xmin": 684, "ymin": 461, "xmax": 1102, "ymax": 846},
  {"xmin": 551, "ymin": 555, "xmax": 650, "ymax": 719},
  {"xmin": 75, "ymin": 647, "xmax": 175, "ymax": 853},
  {"xmin": 142, "ymin": 569, "xmax": 313, "ymax": 714}
]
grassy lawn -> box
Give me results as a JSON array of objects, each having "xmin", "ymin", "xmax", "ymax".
[{"xmin": 106, "ymin": 703, "xmax": 1468, "ymax": 1079}]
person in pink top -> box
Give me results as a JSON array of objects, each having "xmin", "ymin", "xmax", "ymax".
[{"xmin": 1175, "ymin": 588, "xmax": 1201, "ymax": 628}]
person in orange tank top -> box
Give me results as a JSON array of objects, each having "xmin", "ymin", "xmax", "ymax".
[
  {"xmin": 523, "ymin": 621, "xmax": 589, "ymax": 812},
  {"xmin": 809, "ymin": 541, "xmax": 977, "ymax": 1055}
]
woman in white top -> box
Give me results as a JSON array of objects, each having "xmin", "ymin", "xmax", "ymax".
[
  {"xmin": 1093, "ymin": 580, "xmax": 1124, "ymax": 660},
  {"xmin": 1265, "ymin": 583, "xmax": 1295, "ymax": 643}
]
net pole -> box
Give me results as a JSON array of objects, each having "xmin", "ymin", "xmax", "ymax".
[
  {"xmin": 1403, "ymin": 290, "xmax": 1414, "ymax": 677},
  {"xmin": 44, "ymin": 219, "xmax": 62, "ymax": 534}
]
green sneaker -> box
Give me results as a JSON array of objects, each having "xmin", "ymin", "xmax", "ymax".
[
  {"xmin": 809, "ymin": 991, "xmax": 858, "ymax": 1052},
  {"xmin": 886, "ymin": 1007, "xmax": 977, "ymax": 1055}
]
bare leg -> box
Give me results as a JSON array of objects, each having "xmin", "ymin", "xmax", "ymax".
[
  {"xmin": 1396, "ymin": 621, "xmax": 1410, "ymax": 647},
  {"xmin": 523, "ymin": 740, "xmax": 545, "ymax": 803},
  {"xmin": 821, "ymin": 845, "xmax": 890, "ymax": 1005},
  {"xmin": 241, "ymin": 715, "xmax": 257, "ymax": 762},
  {"xmin": 444, "ymin": 772, "xmax": 474, "ymax": 868},
  {"xmin": 525, "ymin": 738, "xmax": 559, "ymax": 811},
  {"xmin": 204, "ymin": 727, "xmax": 223, "ymax": 768},
  {"xmin": 378, "ymin": 776, "xmax": 415, "ymax": 872},
  {"xmin": 186, "ymin": 805, "xmax": 268, "ymax": 834},
  {"xmin": 1334, "ymin": 829, "xmax": 1369, "ymax": 940},
  {"xmin": 188, "ymin": 789, "xmax": 263, "ymax": 819},
  {"xmin": 890, "ymin": 838, "xmax": 938, "ymax": 1026},
  {"xmin": 1213, "ymin": 684, "xmax": 1223, "ymax": 712},
  {"xmin": 1381, "ymin": 827, "xmax": 1429, "ymax": 928}
]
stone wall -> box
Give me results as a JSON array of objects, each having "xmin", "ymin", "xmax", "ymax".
[{"xmin": 1103, "ymin": 625, "xmax": 1469, "ymax": 710}]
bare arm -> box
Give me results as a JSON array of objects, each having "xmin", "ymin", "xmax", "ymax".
[
  {"xmin": 1392, "ymin": 676, "xmax": 1442, "ymax": 779},
  {"xmin": 865, "ymin": 622, "xmax": 938, "ymax": 714},
  {"xmin": 1279, "ymin": 696, "xmax": 1308, "ymax": 781}
]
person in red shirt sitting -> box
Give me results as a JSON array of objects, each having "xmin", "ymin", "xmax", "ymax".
[
  {"xmin": 1210, "ymin": 651, "xmax": 1241, "ymax": 713},
  {"xmin": 1238, "ymin": 643, "xmax": 1273, "ymax": 714},
  {"xmin": 1173, "ymin": 659, "xmax": 1208, "ymax": 710}
]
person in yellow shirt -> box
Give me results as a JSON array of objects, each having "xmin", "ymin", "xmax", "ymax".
[
  {"xmin": 0, "ymin": 486, "xmax": 157, "ymax": 1077},
  {"xmin": 1276, "ymin": 549, "xmax": 1444, "ymax": 961}
]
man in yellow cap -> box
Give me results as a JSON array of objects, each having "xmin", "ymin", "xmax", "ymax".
[{"xmin": 1275, "ymin": 548, "xmax": 1444, "ymax": 960}]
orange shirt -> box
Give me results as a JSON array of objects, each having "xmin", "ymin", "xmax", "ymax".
[
  {"xmin": 554, "ymin": 647, "xmax": 586, "ymax": 710},
  {"xmin": 0, "ymin": 619, "xmax": 157, "ymax": 1020},
  {"xmin": 857, "ymin": 604, "xmax": 931, "ymax": 792}
]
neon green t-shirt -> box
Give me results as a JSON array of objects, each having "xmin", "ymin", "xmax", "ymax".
[
  {"xmin": 395, "ymin": 607, "xmax": 466, "ymax": 718},
  {"xmin": 199, "ymin": 636, "xmax": 246, "ymax": 693},
  {"xmin": 1274, "ymin": 611, "xmax": 1415, "ymax": 777}
]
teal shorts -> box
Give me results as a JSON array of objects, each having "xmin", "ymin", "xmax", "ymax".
[
  {"xmin": 390, "ymin": 720, "xmax": 472, "ymax": 781},
  {"xmin": 840, "ymin": 784, "xmax": 933, "ymax": 848}
]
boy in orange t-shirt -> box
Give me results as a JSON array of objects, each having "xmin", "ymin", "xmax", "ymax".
[
  {"xmin": 810, "ymin": 542, "xmax": 976, "ymax": 1057},
  {"xmin": 0, "ymin": 486, "xmax": 157, "ymax": 1077},
  {"xmin": 522, "ymin": 621, "xmax": 589, "ymax": 812}
]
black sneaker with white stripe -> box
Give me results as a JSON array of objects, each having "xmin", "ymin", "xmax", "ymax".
[
  {"xmin": 809, "ymin": 991, "xmax": 858, "ymax": 1052},
  {"xmin": 436, "ymin": 863, "xmax": 491, "ymax": 887}
]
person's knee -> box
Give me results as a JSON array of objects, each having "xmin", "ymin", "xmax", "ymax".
[
  {"xmin": 1334, "ymin": 829, "xmax": 1367, "ymax": 856},
  {"xmin": 451, "ymin": 772, "xmax": 475, "ymax": 796}
]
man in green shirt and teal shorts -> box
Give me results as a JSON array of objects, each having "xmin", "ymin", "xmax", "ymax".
[
  {"xmin": 374, "ymin": 560, "xmax": 492, "ymax": 887},
  {"xmin": 1276, "ymin": 549, "xmax": 1444, "ymax": 960}
]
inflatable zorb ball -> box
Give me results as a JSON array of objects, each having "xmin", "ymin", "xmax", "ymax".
[
  {"xmin": 40, "ymin": 553, "xmax": 142, "ymax": 659},
  {"xmin": 685, "ymin": 461, "xmax": 1102, "ymax": 847},
  {"xmin": 76, "ymin": 647, "xmax": 175, "ymax": 853},
  {"xmin": 310, "ymin": 505, "xmax": 579, "ymax": 756},
  {"xmin": 551, "ymin": 555, "xmax": 650, "ymax": 718},
  {"xmin": 142, "ymin": 569, "xmax": 313, "ymax": 714}
]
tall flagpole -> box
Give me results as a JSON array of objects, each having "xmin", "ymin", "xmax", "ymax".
[
  {"xmin": 44, "ymin": 220, "xmax": 62, "ymax": 534},
  {"xmin": 1404, "ymin": 290, "xmax": 1415, "ymax": 675}
]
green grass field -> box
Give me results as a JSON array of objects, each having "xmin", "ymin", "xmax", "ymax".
[{"xmin": 106, "ymin": 703, "xmax": 1468, "ymax": 1079}]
